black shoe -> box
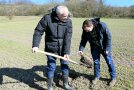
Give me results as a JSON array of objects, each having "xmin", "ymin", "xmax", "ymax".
[
  {"xmin": 47, "ymin": 78, "xmax": 53, "ymax": 90},
  {"xmin": 64, "ymin": 83, "xmax": 73, "ymax": 90},
  {"xmin": 63, "ymin": 77, "xmax": 73, "ymax": 90}
]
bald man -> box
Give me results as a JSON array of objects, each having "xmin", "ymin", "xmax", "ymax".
[{"xmin": 32, "ymin": 5, "xmax": 73, "ymax": 90}]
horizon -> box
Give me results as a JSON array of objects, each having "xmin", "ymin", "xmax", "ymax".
[
  {"xmin": 31, "ymin": 0, "xmax": 134, "ymax": 7},
  {"xmin": 0, "ymin": 0, "xmax": 134, "ymax": 7}
]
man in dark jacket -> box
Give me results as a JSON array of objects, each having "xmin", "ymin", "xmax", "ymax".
[
  {"xmin": 78, "ymin": 18, "xmax": 116, "ymax": 87},
  {"xmin": 32, "ymin": 5, "xmax": 73, "ymax": 90}
]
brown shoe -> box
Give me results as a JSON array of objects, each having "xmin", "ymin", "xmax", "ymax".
[
  {"xmin": 109, "ymin": 79, "xmax": 116, "ymax": 87},
  {"xmin": 92, "ymin": 78, "xmax": 99, "ymax": 85}
]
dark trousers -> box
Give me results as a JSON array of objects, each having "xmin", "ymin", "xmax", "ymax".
[
  {"xmin": 46, "ymin": 55, "xmax": 69, "ymax": 78},
  {"xmin": 91, "ymin": 49, "xmax": 116, "ymax": 79}
]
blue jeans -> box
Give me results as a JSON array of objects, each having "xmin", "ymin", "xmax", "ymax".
[
  {"xmin": 46, "ymin": 55, "xmax": 69, "ymax": 78},
  {"xmin": 91, "ymin": 49, "xmax": 116, "ymax": 79}
]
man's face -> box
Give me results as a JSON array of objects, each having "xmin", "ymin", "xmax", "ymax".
[
  {"xmin": 57, "ymin": 13, "xmax": 68, "ymax": 22},
  {"xmin": 84, "ymin": 24, "xmax": 94, "ymax": 32}
]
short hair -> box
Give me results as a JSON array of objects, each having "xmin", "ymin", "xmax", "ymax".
[
  {"xmin": 82, "ymin": 19, "xmax": 93, "ymax": 29},
  {"xmin": 56, "ymin": 5, "xmax": 69, "ymax": 15}
]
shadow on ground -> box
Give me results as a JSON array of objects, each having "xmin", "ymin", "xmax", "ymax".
[
  {"xmin": 0, "ymin": 65, "xmax": 103, "ymax": 90},
  {"xmin": 0, "ymin": 66, "xmax": 47, "ymax": 90}
]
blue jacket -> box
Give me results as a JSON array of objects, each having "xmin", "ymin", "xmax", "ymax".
[{"xmin": 79, "ymin": 18, "xmax": 112, "ymax": 52}]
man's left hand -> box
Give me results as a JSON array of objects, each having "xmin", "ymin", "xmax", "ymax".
[
  {"xmin": 64, "ymin": 54, "xmax": 69, "ymax": 61},
  {"xmin": 105, "ymin": 51, "xmax": 109, "ymax": 55},
  {"xmin": 104, "ymin": 50, "xmax": 111, "ymax": 55}
]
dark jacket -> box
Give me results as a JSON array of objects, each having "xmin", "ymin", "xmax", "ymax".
[
  {"xmin": 79, "ymin": 18, "xmax": 112, "ymax": 52},
  {"xmin": 32, "ymin": 7, "xmax": 72, "ymax": 55}
]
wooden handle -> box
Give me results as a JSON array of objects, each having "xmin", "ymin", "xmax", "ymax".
[{"xmin": 37, "ymin": 50, "xmax": 79, "ymax": 65}]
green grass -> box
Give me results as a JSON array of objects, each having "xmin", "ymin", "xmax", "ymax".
[{"xmin": 0, "ymin": 16, "xmax": 134, "ymax": 90}]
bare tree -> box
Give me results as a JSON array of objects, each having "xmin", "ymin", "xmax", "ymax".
[{"xmin": 0, "ymin": 0, "xmax": 7, "ymax": 4}]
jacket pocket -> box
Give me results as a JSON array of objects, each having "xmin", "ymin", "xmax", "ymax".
[{"xmin": 45, "ymin": 44, "xmax": 58, "ymax": 53}]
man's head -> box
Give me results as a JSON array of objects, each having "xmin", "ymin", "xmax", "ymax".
[
  {"xmin": 82, "ymin": 19, "xmax": 94, "ymax": 32},
  {"xmin": 56, "ymin": 5, "xmax": 69, "ymax": 22}
]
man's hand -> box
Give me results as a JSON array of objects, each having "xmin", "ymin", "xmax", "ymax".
[
  {"xmin": 105, "ymin": 51, "xmax": 109, "ymax": 54},
  {"xmin": 77, "ymin": 51, "xmax": 83, "ymax": 55},
  {"xmin": 32, "ymin": 47, "xmax": 39, "ymax": 53},
  {"xmin": 64, "ymin": 54, "xmax": 69, "ymax": 61},
  {"xmin": 104, "ymin": 50, "xmax": 110, "ymax": 55}
]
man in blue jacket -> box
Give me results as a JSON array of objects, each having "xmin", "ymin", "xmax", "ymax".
[
  {"xmin": 78, "ymin": 18, "xmax": 116, "ymax": 87},
  {"xmin": 32, "ymin": 5, "xmax": 73, "ymax": 90}
]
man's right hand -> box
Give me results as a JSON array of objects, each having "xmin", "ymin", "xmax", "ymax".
[
  {"xmin": 77, "ymin": 51, "xmax": 83, "ymax": 55},
  {"xmin": 32, "ymin": 47, "xmax": 39, "ymax": 53}
]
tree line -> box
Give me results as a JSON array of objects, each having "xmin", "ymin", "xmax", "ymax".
[{"xmin": 0, "ymin": 0, "xmax": 134, "ymax": 19}]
